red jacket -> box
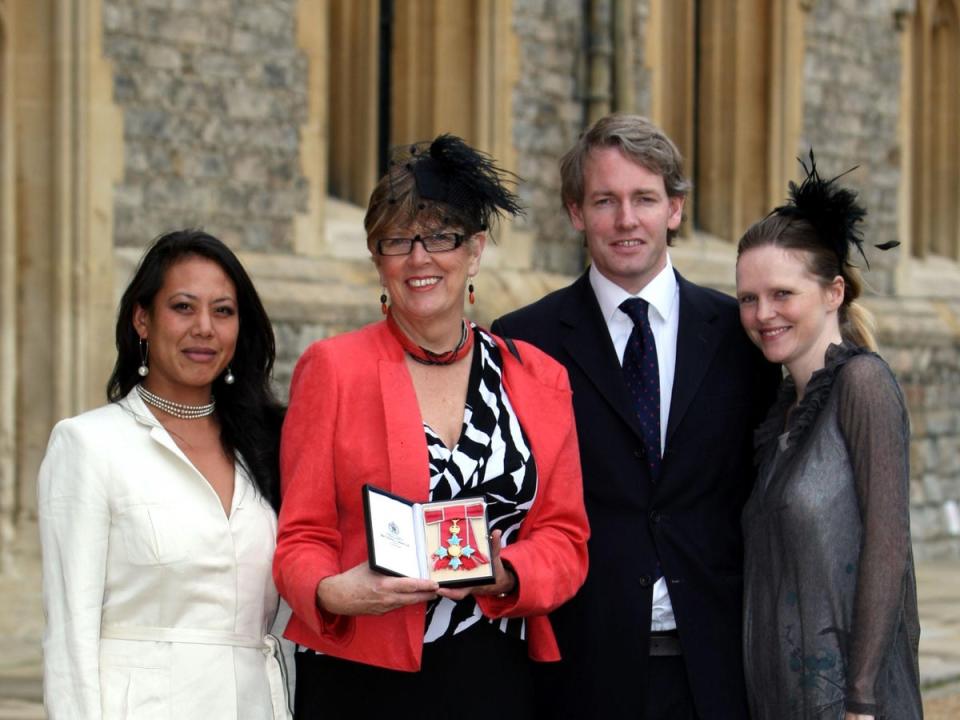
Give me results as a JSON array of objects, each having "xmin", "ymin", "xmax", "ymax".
[{"xmin": 274, "ymin": 321, "xmax": 589, "ymax": 671}]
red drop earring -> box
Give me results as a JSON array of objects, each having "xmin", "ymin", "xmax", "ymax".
[
  {"xmin": 380, "ymin": 292, "xmax": 388, "ymax": 315},
  {"xmin": 468, "ymin": 283, "xmax": 475, "ymax": 305}
]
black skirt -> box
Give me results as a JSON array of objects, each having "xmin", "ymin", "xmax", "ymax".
[{"xmin": 294, "ymin": 620, "xmax": 535, "ymax": 719}]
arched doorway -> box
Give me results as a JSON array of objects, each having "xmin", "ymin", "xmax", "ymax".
[
  {"xmin": 647, "ymin": 0, "xmax": 806, "ymax": 244},
  {"xmin": 327, "ymin": 0, "xmax": 512, "ymax": 208}
]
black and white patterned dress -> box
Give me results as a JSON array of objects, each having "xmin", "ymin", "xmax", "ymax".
[{"xmin": 423, "ymin": 327, "xmax": 538, "ymax": 643}]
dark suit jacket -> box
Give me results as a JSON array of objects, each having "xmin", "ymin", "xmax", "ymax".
[{"xmin": 492, "ymin": 269, "xmax": 780, "ymax": 718}]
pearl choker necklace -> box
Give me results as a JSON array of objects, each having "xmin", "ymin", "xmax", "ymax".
[{"xmin": 136, "ymin": 384, "xmax": 216, "ymax": 419}]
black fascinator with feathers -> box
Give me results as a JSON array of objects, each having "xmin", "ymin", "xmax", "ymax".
[
  {"xmin": 387, "ymin": 134, "xmax": 523, "ymax": 236},
  {"xmin": 772, "ymin": 150, "xmax": 898, "ymax": 268}
]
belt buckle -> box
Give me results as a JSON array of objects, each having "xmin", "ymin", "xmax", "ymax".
[{"xmin": 649, "ymin": 630, "xmax": 682, "ymax": 657}]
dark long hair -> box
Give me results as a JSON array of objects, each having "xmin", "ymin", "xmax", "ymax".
[{"xmin": 107, "ymin": 229, "xmax": 285, "ymax": 510}]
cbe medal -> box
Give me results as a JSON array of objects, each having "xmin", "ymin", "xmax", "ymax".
[{"xmin": 424, "ymin": 503, "xmax": 489, "ymax": 571}]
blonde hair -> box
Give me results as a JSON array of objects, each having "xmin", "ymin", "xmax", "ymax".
[{"xmin": 840, "ymin": 265, "xmax": 877, "ymax": 351}]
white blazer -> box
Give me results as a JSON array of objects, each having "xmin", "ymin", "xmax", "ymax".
[{"xmin": 39, "ymin": 388, "xmax": 291, "ymax": 719}]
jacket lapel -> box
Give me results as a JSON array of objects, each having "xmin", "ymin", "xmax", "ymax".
[
  {"xmin": 665, "ymin": 273, "xmax": 723, "ymax": 446},
  {"xmin": 378, "ymin": 336, "xmax": 432, "ymax": 502},
  {"xmin": 122, "ymin": 390, "xmax": 226, "ymax": 507},
  {"xmin": 560, "ymin": 272, "xmax": 644, "ymax": 439},
  {"xmin": 499, "ymin": 342, "xmax": 570, "ymax": 475},
  {"xmin": 124, "ymin": 390, "xmax": 194, "ymax": 465}
]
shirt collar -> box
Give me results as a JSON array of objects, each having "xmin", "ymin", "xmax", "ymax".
[
  {"xmin": 121, "ymin": 385, "xmax": 164, "ymax": 429},
  {"xmin": 589, "ymin": 254, "xmax": 678, "ymax": 325}
]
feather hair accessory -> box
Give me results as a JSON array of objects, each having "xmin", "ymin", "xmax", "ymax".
[
  {"xmin": 772, "ymin": 150, "xmax": 898, "ymax": 268},
  {"xmin": 388, "ymin": 134, "xmax": 523, "ymax": 234}
]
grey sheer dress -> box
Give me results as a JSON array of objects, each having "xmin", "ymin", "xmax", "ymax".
[{"xmin": 743, "ymin": 343, "xmax": 922, "ymax": 719}]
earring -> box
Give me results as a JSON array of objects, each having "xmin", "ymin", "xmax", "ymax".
[
  {"xmin": 468, "ymin": 283, "xmax": 475, "ymax": 305},
  {"xmin": 380, "ymin": 291, "xmax": 388, "ymax": 315},
  {"xmin": 138, "ymin": 339, "xmax": 149, "ymax": 377},
  {"xmin": 224, "ymin": 366, "xmax": 235, "ymax": 385}
]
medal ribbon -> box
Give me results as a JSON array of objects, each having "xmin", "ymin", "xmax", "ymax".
[{"xmin": 423, "ymin": 503, "xmax": 489, "ymax": 570}]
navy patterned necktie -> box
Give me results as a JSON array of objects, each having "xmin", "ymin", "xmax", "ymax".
[{"xmin": 619, "ymin": 298, "xmax": 661, "ymax": 479}]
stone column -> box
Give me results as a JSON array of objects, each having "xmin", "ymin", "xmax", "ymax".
[{"xmin": 0, "ymin": 0, "xmax": 16, "ymax": 568}]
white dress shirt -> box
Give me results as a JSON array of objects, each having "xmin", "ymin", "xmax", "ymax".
[{"xmin": 589, "ymin": 258, "xmax": 679, "ymax": 631}]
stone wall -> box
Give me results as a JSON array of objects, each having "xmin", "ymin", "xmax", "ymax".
[
  {"xmin": 803, "ymin": 0, "xmax": 960, "ymax": 559},
  {"xmin": 802, "ymin": 0, "xmax": 903, "ymax": 293},
  {"xmin": 96, "ymin": 0, "xmax": 960, "ymax": 561},
  {"xmin": 878, "ymin": 298, "xmax": 960, "ymax": 560},
  {"xmin": 632, "ymin": 0, "xmax": 652, "ymax": 117},
  {"xmin": 511, "ymin": 0, "xmax": 585, "ymax": 274},
  {"xmin": 103, "ymin": 0, "xmax": 309, "ymax": 252},
  {"xmin": 510, "ymin": 0, "xmax": 656, "ymax": 274}
]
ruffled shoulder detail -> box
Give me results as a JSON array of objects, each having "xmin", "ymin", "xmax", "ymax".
[
  {"xmin": 753, "ymin": 379, "xmax": 795, "ymax": 454},
  {"xmin": 754, "ymin": 342, "xmax": 873, "ymax": 459}
]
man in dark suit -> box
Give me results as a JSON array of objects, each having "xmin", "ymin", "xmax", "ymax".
[{"xmin": 492, "ymin": 114, "xmax": 780, "ymax": 719}]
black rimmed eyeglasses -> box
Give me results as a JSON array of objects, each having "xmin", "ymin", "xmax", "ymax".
[{"xmin": 375, "ymin": 233, "xmax": 466, "ymax": 256}]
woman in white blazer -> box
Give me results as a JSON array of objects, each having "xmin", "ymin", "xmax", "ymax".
[{"xmin": 39, "ymin": 230, "xmax": 290, "ymax": 718}]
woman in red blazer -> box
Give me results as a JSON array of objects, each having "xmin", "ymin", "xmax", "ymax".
[{"xmin": 273, "ymin": 135, "xmax": 589, "ymax": 719}]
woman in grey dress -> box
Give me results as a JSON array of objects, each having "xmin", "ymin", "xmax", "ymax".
[{"xmin": 734, "ymin": 155, "xmax": 922, "ymax": 720}]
